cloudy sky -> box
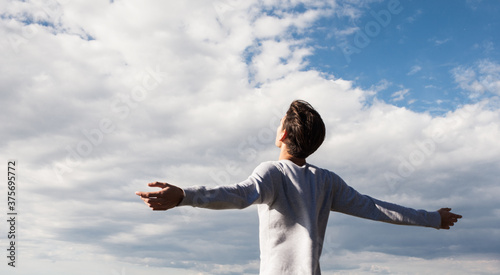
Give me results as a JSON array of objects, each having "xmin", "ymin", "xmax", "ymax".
[{"xmin": 1, "ymin": 0, "xmax": 499, "ymax": 274}]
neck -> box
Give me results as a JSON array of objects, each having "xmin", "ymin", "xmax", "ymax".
[{"xmin": 279, "ymin": 145, "xmax": 306, "ymax": 166}]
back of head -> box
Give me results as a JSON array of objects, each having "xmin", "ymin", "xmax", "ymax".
[{"xmin": 283, "ymin": 100, "xmax": 326, "ymax": 159}]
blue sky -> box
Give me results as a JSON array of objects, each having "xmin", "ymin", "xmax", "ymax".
[
  {"xmin": 1, "ymin": 0, "xmax": 499, "ymax": 274},
  {"xmin": 305, "ymin": 0, "xmax": 500, "ymax": 113}
]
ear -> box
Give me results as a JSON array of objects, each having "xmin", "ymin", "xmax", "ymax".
[{"xmin": 279, "ymin": 129, "xmax": 288, "ymax": 141}]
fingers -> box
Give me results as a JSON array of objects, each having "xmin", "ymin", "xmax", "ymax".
[
  {"xmin": 148, "ymin": 181, "xmax": 170, "ymax": 188},
  {"xmin": 441, "ymin": 220, "xmax": 454, "ymax": 230},
  {"xmin": 438, "ymin": 207, "xmax": 463, "ymax": 230},
  {"xmin": 446, "ymin": 217, "xmax": 461, "ymax": 229},
  {"xmin": 139, "ymin": 197, "xmax": 174, "ymax": 211},
  {"xmin": 135, "ymin": 182, "xmax": 170, "ymax": 198},
  {"xmin": 135, "ymin": 190, "xmax": 161, "ymax": 198},
  {"xmin": 136, "ymin": 181, "xmax": 181, "ymax": 211},
  {"xmin": 448, "ymin": 211, "xmax": 463, "ymax": 222},
  {"xmin": 452, "ymin": 213, "xmax": 463, "ymax": 219}
]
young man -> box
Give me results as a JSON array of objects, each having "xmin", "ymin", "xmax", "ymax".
[{"xmin": 136, "ymin": 100, "xmax": 462, "ymax": 275}]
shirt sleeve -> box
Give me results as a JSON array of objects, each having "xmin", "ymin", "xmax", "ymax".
[
  {"xmin": 330, "ymin": 174, "xmax": 441, "ymax": 229},
  {"xmin": 178, "ymin": 162, "xmax": 278, "ymax": 209}
]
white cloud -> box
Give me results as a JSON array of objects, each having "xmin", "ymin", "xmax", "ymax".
[
  {"xmin": 249, "ymin": 39, "xmax": 313, "ymax": 84},
  {"xmin": 334, "ymin": 26, "xmax": 360, "ymax": 37},
  {"xmin": 433, "ymin": 37, "xmax": 452, "ymax": 46},
  {"xmin": 320, "ymin": 250, "xmax": 500, "ymax": 275},
  {"xmin": 406, "ymin": 9, "xmax": 422, "ymax": 23},
  {"xmin": 334, "ymin": 1, "xmax": 367, "ymax": 20},
  {"xmin": 452, "ymin": 59, "xmax": 500, "ymax": 97},
  {"xmin": 253, "ymin": 8, "xmax": 327, "ymax": 39},
  {"xmin": 407, "ymin": 65, "xmax": 422, "ymax": 75},
  {"xmin": 369, "ymin": 79, "xmax": 392, "ymax": 94},
  {"xmin": 473, "ymin": 40, "xmax": 495, "ymax": 54},
  {"xmin": 390, "ymin": 88, "xmax": 410, "ymax": 101},
  {"xmin": 1, "ymin": 1, "xmax": 499, "ymax": 274}
]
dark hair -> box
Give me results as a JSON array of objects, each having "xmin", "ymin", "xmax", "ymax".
[{"xmin": 283, "ymin": 100, "xmax": 326, "ymax": 158}]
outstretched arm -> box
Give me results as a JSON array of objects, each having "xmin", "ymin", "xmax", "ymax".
[
  {"xmin": 331, "ymin": 175, "xmax": 463, "ymax": 229},
  {"xmin": 135, "ymin": 182, "xmax": 185, "ymax": 211},
  {"xmin": 437, "ymin": 208, "xmax": 462, "ymax": 229},
  {"xmin": 141, "ymin": 162, "xmax": 278, "ymax": 210}
]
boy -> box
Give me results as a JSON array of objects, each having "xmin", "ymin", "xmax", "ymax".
[{"xmin": 136, "ymin": 100, "xmax": 462, "ymax": 274}]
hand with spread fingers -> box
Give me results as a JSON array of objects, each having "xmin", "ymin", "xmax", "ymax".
[
  {"xmin": 135, "ymin": 182, "xmax": 185, "ymax": 211},
  {"xmin": 437, "ymin": 208, "xmax": 462, "ymax": 229}
]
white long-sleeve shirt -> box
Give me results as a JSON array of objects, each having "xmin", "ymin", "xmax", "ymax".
[{"xmin": 179, "ymin": 160, "xmax": 441, "ymax": 274}]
